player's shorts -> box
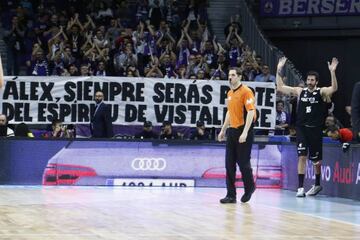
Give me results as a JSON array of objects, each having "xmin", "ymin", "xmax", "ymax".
[{"xmin": 296, "ymin": 125, "xmax": 323, "ymax": 162}]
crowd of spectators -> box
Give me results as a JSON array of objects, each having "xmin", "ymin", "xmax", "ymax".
[{"xmin": 1, "ymin": 0, "xmax": 273, "ymax": 82}]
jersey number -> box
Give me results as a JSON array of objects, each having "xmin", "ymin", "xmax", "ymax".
[{"xmin": 306, "ymin": 106, "xmax": 312, "ymax": 113}]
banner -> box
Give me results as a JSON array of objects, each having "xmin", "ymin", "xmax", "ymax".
[
  {"xmin": 260, "ymin": 0, "xmax": 360, "ymax": 17},
  {"xmin": 0, "ymin": 76, "xmax": 276, "ymax": 128}
]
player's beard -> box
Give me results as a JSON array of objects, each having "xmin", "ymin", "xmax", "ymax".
[{"xmin": 307, "ymin": 83, "xmax": 316, "ymax": 91}]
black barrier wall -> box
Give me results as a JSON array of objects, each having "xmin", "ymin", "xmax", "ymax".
[
  {"xmin": 1, "ymin": 139, "xmax": 359, "ymax": 201},
  {"xmin": 0, "ymin": 139, "xmax": 68, "ymax": 184}
]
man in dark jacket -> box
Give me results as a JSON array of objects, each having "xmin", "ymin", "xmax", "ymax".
[
  {"xmin": 135, "ymin": 121, "xmax": 159, "ymax": 139},
  {"xmin": 90, "ymin": 91, "xmax": 113, "ymax": 138},
  {"xmin": 189, "ymin": 120, "xmax": 210, "ymax": 140},
  {"xmin": 159, "ymin": 121, "xmax": 180, "ymax": 140}
]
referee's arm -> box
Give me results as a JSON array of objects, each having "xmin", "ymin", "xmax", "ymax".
[
  {"xmin": 239, "ymin": 110, "xmax": 255, "ymax": 143},
  {"xmin": 218, "ymin": 111, "xmax": 230, "ymax": 142}
]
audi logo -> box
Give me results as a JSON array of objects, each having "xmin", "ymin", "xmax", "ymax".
[{"xmin": 131, "ymin": 158, "xmax": 167, "ymax": 171}]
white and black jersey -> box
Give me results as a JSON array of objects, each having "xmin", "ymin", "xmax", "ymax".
[{"xmin": 296, "ymin": 88, "xmax": 325, "ymax": 127}]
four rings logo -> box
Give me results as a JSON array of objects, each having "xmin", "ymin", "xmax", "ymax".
[{"xmin": 131, "ymin": 158, "xmax": 167, "ymax": 171}]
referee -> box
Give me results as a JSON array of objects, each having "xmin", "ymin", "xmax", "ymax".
[{"xmin": 218, "ymin": 67, "xmax": 256, "ymax": 204}]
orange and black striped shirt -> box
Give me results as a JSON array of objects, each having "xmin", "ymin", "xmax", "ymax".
[{"xmin": 227, "ymin": 84, "xmax": 256, "ymax": 128}]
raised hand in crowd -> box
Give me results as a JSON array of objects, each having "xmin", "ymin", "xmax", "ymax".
[
  {"xmin": 217, "ymin": 42, "xmax": 226, "ymax": 54},
  {"xmin": 73, "ymin": 13, "xmax": 84, "ymax": 31},
  {"xmin": 176, "ymin": 29, "xmax": 186, "ymax": 49},
  {"xmin": 67, "ymin": 13, "xmax": 85, "ymax": 33},
  {"xmin": 9, "ymin": 16, "xmax": 25, "ymax": 36},
  {"xmin": 47, "ymin": 26, "xmax": 68, "ymax": 56},
  {"xmin": 166, "ymin": 43, "xmax": 177, "ymax": 64},
  {"xmin": 212, "ymin": 36, "xmax": 219, "ymax": 53},
  {"xmin": 146, "ymin": 59, "xmax": 163, "ymax": 78},
  {"xmin": 196, "ymin": 16, "xmax": 208, "ymax": 41},
  {"xmin": 183, "ymin": 28, "xmax": 194, "ymax": 46},
  {"xmin": 146, "ymin": 21, "xmax": 156, "ymax": 36},
  {"xmin": 83, "ymin": 14, "xmax": 97, "ymax": 31},
  {"xmin": 210, "ymin": 63, "xmax": 222, "ymax": 80},
  {"xmin": 165, "ymin": 27, "xmax": 176, "ymax": 44},
  {"xmin": 66, "ymin": 17, "xmax": 76, "ymax": 32},
  {"xmin": 177, "ymin": 66, "xmax": 186, "ymax": 79},
  {"xmin": 225, "ymin": 26, "xmax": 234, "ymax": 48},
  {"xmin": 81, "ymin": 32, "xmax": 94, "ymax": 51}
]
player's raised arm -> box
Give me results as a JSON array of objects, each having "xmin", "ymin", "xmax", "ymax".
[
  {"xmin": 320, "ymin": 57, "xmax": 339, "ymax": 97},
  {"xmin": 276, "ymin": 57, "xmax": 302, "ymax": 96}
]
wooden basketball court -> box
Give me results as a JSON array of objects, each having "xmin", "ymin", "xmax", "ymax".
[{"xmin": 0, "ymin": 186, "xmax": 359, "ymax": 239}]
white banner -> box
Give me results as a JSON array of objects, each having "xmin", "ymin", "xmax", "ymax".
[{"xmin": 0, "ymin": 76, "xmax": 276, "ymax": 129}]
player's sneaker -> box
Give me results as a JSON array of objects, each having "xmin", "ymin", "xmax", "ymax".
[
  {"xmin": 310, "ymin": 159, "xmax": 321, "ymax": 165},
  {"xmin": 306, "ymin": 185, "xmax": 323, "ymax": 196},
  {"xmin": 296, "ymin": 187, "xmax": 306, "ymax": 197}
]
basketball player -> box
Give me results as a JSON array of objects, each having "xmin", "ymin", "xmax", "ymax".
[
  {"xmin": 276, "ymin": 57, "xmax": 338, "ymax": 197},
  {"xmin": 218, "ymin": 67, "xmax": 256, "ymax": 203}
]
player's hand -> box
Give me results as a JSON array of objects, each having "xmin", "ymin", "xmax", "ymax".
[
  {"xmin": 239, "ymin": 132, "xmax": 247, "ymax": 143},
  {"xmin": 277, "ymin": 56, "xmax": 287, "ymax": 70},
  {"xmin": 328, "ymin": 57, "xmax": 339, "ymax": 72}
]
